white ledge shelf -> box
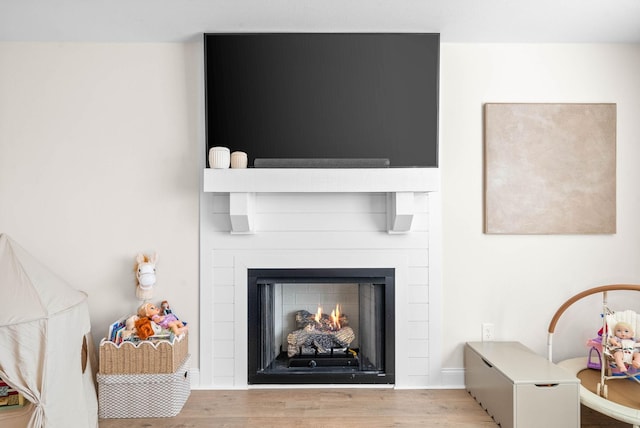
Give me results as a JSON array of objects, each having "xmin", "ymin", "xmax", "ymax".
[{"xmin": 203, "ymin": 168, "xmax": 440, "ymax": 234}]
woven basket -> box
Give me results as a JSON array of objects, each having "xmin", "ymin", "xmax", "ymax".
[
  {"xmin": 99, "ymin": 333, "xmax": 188, "ymax": 374},
  {"xmin": 98, "ymin": 354, "xmax": 190, "ymax": 418}
]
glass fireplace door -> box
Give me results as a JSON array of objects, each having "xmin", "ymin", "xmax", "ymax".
[{"xmin": 247, "ymin": 268, "xmax": 394, "ymax": 385}]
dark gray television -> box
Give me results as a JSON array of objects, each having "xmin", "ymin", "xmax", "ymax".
[{"xmin": 204, "ymin": 33, "xmax": 439, "ymax": 167}]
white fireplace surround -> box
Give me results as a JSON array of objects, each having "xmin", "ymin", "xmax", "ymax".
[{"xmin": 199, "ymin": 167, "xmax": 441, "ymax": 389}]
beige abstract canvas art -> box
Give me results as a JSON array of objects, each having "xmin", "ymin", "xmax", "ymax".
[{"xmin": 484, "ymin": 103, "xmax": 616, "ymax": 234}]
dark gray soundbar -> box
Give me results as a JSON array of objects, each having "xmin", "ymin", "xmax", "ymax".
[{"xmin": 253, "ymin": 158, "xmax": 390, "ymax": 168}]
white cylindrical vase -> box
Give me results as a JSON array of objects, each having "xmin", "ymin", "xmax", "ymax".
[
  {"xmin": 209, "ymin": 147, "xmax": 230, "ymax": 168},
  {"xmin": 231, "ymin": 151, "xmax": 248, "ymax": 169}
]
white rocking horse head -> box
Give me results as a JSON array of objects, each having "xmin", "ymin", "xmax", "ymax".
[{"xmin": 135, "ymin": 252, "xmax": 157, "ymax": 301}]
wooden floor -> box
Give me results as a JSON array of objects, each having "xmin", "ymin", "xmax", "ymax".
[{"xmin": 98, "ymin": 388, "xmax": 633, "ymax": 427}]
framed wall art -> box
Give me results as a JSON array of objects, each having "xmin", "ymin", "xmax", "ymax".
[{"xmin": 484, "ymin": 103, "xmax": 616, "ymax": 234}]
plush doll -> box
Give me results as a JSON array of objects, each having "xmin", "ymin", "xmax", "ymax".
[
  {"xmin": 121, "ymin": 315, "xmax": 139, "ymax": 340},
  {"xmin": 608, "ymin": 321, "xmax": 640, "ymax": 372},
  {"xmin": 137, "ymin": 302, "xmax": 188, "ymax": 336},
  {"xmin": 134, "ymin": 316, "xmax": 155, "ymax": 340},
  {"xmin": 135, "ymin": 252, "xmax": 158, "ymax": 301}
]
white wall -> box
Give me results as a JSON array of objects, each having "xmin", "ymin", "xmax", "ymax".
[
  {"xmin": 0, "ymin": 42, "xmax": 201, "ymax": 367},
  {"xmin": 2, "ymin": 41, "xmax": 640, "ymax": 387},
  {"xmin": 440, "ymin": 44, "xmax": 640, "ymax": 379}
]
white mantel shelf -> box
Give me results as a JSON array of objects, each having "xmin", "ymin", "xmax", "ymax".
[
  {"xmin": 203, "ymin": 168, "xmax": 440, "ymax": 234},
  {"xmin": 203, "ymin": 167, "xmax": 439, "ymax": 193}
]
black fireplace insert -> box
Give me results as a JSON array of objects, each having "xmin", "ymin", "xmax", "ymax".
[{"xmin": 248, "ymin": 268, "xmax": 395, "ymax": 384}]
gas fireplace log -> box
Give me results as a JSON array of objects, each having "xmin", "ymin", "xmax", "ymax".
[{"xmin": 287, "ymin": 326, "xmax": 355, "ymax": 357}]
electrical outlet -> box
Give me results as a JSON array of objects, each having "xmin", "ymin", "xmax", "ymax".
[{"xmin": 482, "ymin": 323, "xmax": 495, "ymax": 341}]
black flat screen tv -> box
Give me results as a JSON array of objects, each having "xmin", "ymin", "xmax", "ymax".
[{"xmin": 204, "ymin": 33, "xmax": 439, "ymax": 167}]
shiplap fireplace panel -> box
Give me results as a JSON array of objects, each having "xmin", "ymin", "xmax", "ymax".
[{"xmin": 199, "ymin": 168, "xmax": 441, "ymax": 388}]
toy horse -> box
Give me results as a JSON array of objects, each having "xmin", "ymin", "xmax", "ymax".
[{"xmin": 135, "ymin": 252, "xmax": 157, "ymax": 301}]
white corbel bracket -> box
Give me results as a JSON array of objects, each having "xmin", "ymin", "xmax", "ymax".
[
  {"xmin": 229, "ymin": 192, "xmax": 256, "ymax": 234},
  {"xmin": 387, "ymin": 192, "xmax": 415, "ymax": 234}
]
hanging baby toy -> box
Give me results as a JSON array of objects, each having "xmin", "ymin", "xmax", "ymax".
[{"xmin": 135, "ymin": 252, "xmax": 157, "ymax": 301}]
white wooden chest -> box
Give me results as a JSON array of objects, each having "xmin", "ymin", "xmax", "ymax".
[{"xmin": 465, "ymin": 341, "xmax": 580, "ymax": 428}]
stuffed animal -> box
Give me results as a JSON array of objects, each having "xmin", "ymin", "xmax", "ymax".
[
  {"xmin": 135, "ymin": 252, "xmax": 157, "ymax": 301},
  {"xmin": 121, "ymin": 315, "xmax": 139, "ymax": 340},
  {"xmin": 138, "ymin": 302, "xmax": 188, "ymax": 336}
]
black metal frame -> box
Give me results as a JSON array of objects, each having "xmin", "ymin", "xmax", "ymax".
[{"xmin": 247, "ymin": 268, "xmax": 395, "ymax": 385}]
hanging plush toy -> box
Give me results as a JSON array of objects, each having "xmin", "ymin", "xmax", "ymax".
[{"xmin": 135, "ymin": 252, "xmax": 157, "ymax": 301}]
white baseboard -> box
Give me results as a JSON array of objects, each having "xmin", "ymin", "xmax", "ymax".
[
  {"xmin": 438, "ymin": 368, "xmax": 465, "ymax": 389},
  {"xmin": 189, "ymin": 367, "xmax": 468, "ymax": 390},
  {"xmin": 189, "ymin": 368, "xmax": 201, "ymax": 389}
]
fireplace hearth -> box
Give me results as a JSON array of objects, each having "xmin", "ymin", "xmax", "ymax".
[{"xmin": 247, "ymin": 268, "xmax": 395, "ymax": 384}]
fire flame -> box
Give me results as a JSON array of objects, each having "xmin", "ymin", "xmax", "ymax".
[
  {"xmin": 314, "ymin": 303, "xmax": 342, "ymax": 330},
  {"xmin": 331, "ymin": 304, "xmax": 342, "ymax": 330},
  {"xmin": 315, "ymin": 306, "xmax": 323, "ymax": 325}
]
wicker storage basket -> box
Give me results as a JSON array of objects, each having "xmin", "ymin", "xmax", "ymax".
[
  {"xmin": 99, "ymin": 333, "xmax": 188, "ymax": 374},
  {"xmin": 98, "ymin": 354, "xmax": 191, "ymax": 418}
]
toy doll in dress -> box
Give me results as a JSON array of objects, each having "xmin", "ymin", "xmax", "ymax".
[
  {"xmin": 608, "ymin": 321, "xmax": 640, "ymax": 372},
  {"xmin": 161, "ymin": 300, "xmax": 172, "ymax": 315},
  {"xmin": 138, "ymin": 302, "xmax": 188, "ymax": 336},
  {"xmin": 161, "ymin": 300, "xmax": 187, "ymax": 326}
]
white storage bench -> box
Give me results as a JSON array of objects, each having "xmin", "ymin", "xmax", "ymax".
[{"xmin": 465, "ymin": 341, "xmax": 580, "ymax": 428}]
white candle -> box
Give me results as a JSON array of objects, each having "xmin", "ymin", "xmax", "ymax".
[
  {"xmin": 209, "ymin": 147, "xmax": 230, "ymax": 168},
  {"xmin": 231, "ymin": 151, "xmax": 248, "ymax": 169}
]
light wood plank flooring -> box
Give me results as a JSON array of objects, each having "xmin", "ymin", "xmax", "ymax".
[{"xmin": 98, "ymin": 389, "xmax": 631, "ymax": 427}]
